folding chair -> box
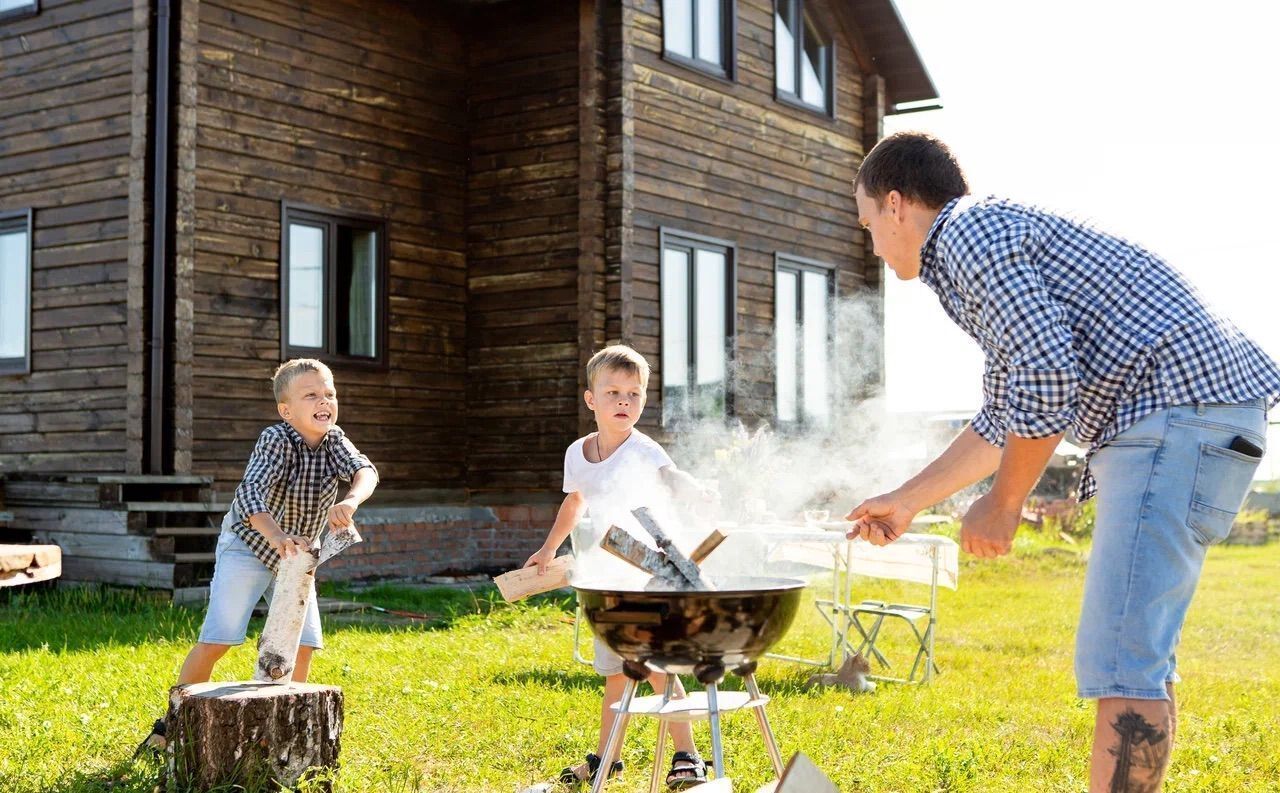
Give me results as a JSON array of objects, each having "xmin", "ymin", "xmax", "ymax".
[{"xmin": 845, "ymin": 533, "xmax": 957, "ymax": 684}]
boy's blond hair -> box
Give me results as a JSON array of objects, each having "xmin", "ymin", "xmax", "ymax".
[
  {"xmin": 272, "ymin": 358, "xmax": 334, "ymax": 402},
  {"xmin": 586, "ymin": 345, "xmax": 650, "ymax": 391}
]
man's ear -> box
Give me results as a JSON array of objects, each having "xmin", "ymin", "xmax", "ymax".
[
  {"xmin": 887, "ymin": 189, "xmax": 904, "ymax": 221},
  {"xmin": 277, "ymin": 402, "xmax": 290, "ymax": 421}
]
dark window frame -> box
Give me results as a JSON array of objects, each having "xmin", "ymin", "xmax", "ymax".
[
  {"xmin": 659, "ymin": 227, "xmax": 737, "ymax": 426},
  {"xmin": 661, "ymin": 0, "xmax": 738, "ymax": 82},
  {"xmin": 773, "ymin": 0, "xmax": 836, "ymax": 118},
  {"xmin": 774, "ymin": 252, "xmax": 836, "ymax": 427},
  {"xmin": 280, "ymin": 201, "xmax": 389, "ymax": 370},
  {"xmin": 0, "ymin": 0, "xmax": 39, "ymax": 23},
  {"xmin": 0, "ymin": 209, "xmax": 33, "ymax": 377}
]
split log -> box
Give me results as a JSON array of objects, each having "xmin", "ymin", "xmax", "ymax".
[
  {"xmin": 166, "ymin": 681, "xmax": 343, "ymax": 791},
  {"xmin": 631, "ymin": 507, "xmax": 715, "ymax": 590},
  {"xmin": 493, "ymin": 555, "xmax": 574, "ymax": 601}
]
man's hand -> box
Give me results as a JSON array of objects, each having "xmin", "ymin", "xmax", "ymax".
[
  {"xmin": 959, "ymin": 492, "xmax": 1021, "ymax": 558},
  {"xmin": 523, "ymin": 547, "xmax": 556, "ymax": 575},
  {"xmin": 327, "ymin": 498, "xmax": 358, "ymax": 531},
  {"xmin": 264, "ymin": 528, "xmax": 311, "ymax": 559},
  {"xmin": 846, "ymin": 493, "xmax": 917, "ymax": 546}
]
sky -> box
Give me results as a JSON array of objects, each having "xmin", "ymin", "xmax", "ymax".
[{"xmin": 879, "ymin": 0, "xmax": 1280, "ymax": 477}]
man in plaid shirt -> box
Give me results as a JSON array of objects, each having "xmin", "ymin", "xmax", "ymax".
[
  {"xmin": 845, "ymin": 132, "xmax": 1278, "ymax": 791},
  {"xmin": 138, "ymin": 358, "xmax": 378, "ymax": 753}
]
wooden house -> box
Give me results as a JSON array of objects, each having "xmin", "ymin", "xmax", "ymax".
[{"xmin": 0, "ymin": 0, "xmax": 937, "ymax": 597}]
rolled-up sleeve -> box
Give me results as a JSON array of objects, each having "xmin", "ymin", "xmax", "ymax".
[
  {"xmin": 333, "ymin": 434, "xmax": 377, "ymax": 482},
  {"xmin": 964, "ymin": 222, "xmax": 1078, "ymax": 439},
  {"xmin": 970, "ymin": 359, "xmax": 1009, "ymax": 447},
  {"xmin": 234, "ymin": 429, "xmax": 289, "ymax": 518}
]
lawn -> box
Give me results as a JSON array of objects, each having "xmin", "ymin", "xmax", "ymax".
[{"xmin": 1, "ymin": 533, "xmax": 1277, "ymax": 793}]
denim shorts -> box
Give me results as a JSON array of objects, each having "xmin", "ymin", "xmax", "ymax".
[
  {"xmin": 197, "ymin": 522, "xmax": 323, "ymax": 649},
  {"xmin": 592, "ymin": 636, "xmax": 625, "ymax": 676},
  {"xmin": 1075, "ymin": 401, "xmax": 1267, "ymax": 700}
]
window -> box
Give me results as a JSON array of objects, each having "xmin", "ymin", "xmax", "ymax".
[
  {"xmin": 661, "ymin": 229, "xmax": 735, "ymax": 425},
  {"xmin": 774, "ymin": 0, "xmax": 833, "ymax": 115},
  {"xmin": 0, "ymin": 210, "xmax": 32, "ymax": 376},
  {"xmin": 663, "ymin": 0, "xmax": 736, "ymax": 79},
  {"xmin": 0, "ymin": 0, "xmax": 38, "ymax": 22},
  {"xmin": 775, "ymin": 255, "xmax": 833, "ymax": 426},
  {"xmin": 281, "ymin": 204, "xmax": 386, "ymax": 366}
]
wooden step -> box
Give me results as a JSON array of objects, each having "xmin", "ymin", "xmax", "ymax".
[
  {"xmin": 173, "ymin": 552, "xmax": 215, "ymax": 563},
  {"xmin": 154, "ymin": 526, "xmax": 222, "ymax": 537},
  {"xmin": 63, "ymin": 474, "xmax": 213, "ymax": 486},
  {"xmin": 0, "ymin": 512, "xmax": 13, "ymax": 523},
  {"xmin": 113, "ymin": 502, "xmax": 228, "ymax": 513}
]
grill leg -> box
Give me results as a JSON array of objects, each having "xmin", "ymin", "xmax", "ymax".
[
  {"xmin": 592, "ymin": 678, "xmax": 637, "ymax": 793},
  {"xmin": 705, "ymin": 682, "xmax": 725, "ymax": 780},
  {"xmin": 744, "ymin": 672, "xmax": 785, "ymax": 777},
  {"xmin": 648, "ymin": 676, "xmax": 675, "ymax": 793}
]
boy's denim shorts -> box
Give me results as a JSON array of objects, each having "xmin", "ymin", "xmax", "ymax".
[
  {"xmin": 197, "ymin": 520, "xmax": 323, "ymax": 649},
  {"xmin": 1076, "ymin": 400, "xmax": 1267, "ymax": 700},
  {"xmin": 592, "ymin": 636, "xmax": 625, "ymax": 677}
]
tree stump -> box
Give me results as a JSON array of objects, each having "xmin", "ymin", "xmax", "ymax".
[{"xmin": 166, "ymin": 681, "xmax": 343, "ymax": 791}]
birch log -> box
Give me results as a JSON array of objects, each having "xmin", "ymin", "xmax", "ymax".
[
  {"xmin": 254, "ymin": 550, "xmax": 317, "ymax": 682},
  {"xmin": 167, "ymin": 681, "xmax": 342, "ymax": 790}
]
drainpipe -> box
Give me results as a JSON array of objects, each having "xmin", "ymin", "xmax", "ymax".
[{"xmin": 148, "ymin": 0, "xmax": 174, "ymax": 474}]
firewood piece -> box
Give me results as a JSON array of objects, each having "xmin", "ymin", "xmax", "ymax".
[
  {"xmin": 689, "ymin": 529, "xmax": 727, "ymax": 564},
  {"xmin": 493, "ymin": 555, "xmax": 575, "ymax": 601},
  {"xmin": 631, "ymin": 507, "xmax": 714, "ymax": 590},
  {"xmin": 755, "ymin": 752, "xmax": 839, "ymax": 793},
  {"xmin": 254, "ymin": 550, "xmax": 318, "ymax": 683},
  {"xmin": 166, "ymin": 681, "xmax": 342, "ymax": 791},
  {"xmin": 600, "ymin": 525, "xmax": 687, "ymax": 586}
]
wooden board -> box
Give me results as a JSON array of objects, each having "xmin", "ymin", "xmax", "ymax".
[
  {"xmin": 0, "ymin": 544, "xmax": 62, "ymax": 587},
  {"xmin": 493, "ymin": 555, "xmax": 574, "ymax": 602}
]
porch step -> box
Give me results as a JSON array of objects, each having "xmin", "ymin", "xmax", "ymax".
[
  {"xmin": 173, "ymin": 552, "xmax": 215, "ymax": 564},
  {"xmin": 155, "ymin": 526, "xmax": 222, "ymax": 537},
  {"xmin": 113, "ymin": 502, "xmax": 227, "ymax": 513}
]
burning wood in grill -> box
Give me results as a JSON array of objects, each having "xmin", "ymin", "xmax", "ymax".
[{"xmin": 599, "ymin": 509, "xmax": 725, "ymax": 590}]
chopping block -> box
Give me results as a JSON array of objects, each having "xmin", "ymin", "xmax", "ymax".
[{"xmin": 166, "ymin": 682, "xmax": 343, "ymax": 791}]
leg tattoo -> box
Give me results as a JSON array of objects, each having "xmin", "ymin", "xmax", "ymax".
[{"xmin": 1108, "ymin": 710, "xmax": 1170, "ymax": 793}]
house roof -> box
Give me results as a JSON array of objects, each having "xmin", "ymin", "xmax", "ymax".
[{"xmin": 848, "ymin": 0, "xmax": 941, "ymax": 112}]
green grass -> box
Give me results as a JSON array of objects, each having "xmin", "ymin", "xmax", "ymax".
[{"xmin": 2, "ymin": 534, "xmax": 1278, "ymax": 792}]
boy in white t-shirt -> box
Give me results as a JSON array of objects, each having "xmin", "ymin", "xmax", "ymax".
[{"xmin": 524, "ymin": 345, "xmax": 711, "ymax": 790}]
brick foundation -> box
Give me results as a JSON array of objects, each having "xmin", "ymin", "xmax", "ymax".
[{"xmin": 322, "ymin": 503, "xmax": 560, "ymax": 581}]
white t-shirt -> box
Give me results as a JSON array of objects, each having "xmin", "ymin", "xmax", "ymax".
[{"xmin": 563, "ymin": 429, "xmax": 678, "ymax": 583}]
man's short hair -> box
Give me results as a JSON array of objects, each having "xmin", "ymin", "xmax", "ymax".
[
  {"xmin": 586, "ymin": 345, "xmax": 650, "ymax": 392},
  {"xmin": 854, "ymin": 131, "xmax": 969, "ymax": 209},
  {"xmin": 272, "ymin": 358, "xmax": 333, "ymax": 402}
]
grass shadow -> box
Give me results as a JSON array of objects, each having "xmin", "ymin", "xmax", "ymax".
[
  {"xmin": 491, "ymin": 667, "xmax": 606, "ymax": 692},
  {"xmin": 40, "ymin": 755, "xmax": 162, "ymax": 793}
]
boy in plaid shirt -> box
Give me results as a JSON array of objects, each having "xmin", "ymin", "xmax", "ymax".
[{"xmin": 138, "ymin": 358, "xmax": 378, "ymax": 752}]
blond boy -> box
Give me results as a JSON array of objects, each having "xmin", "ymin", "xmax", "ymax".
[
  {"xmin": 137, "ymin": 359, "xmax": 378, "ymax": 753},
  {"xmin": 525, "ymin": 345, "xmax": 711, "ymax": 789}
]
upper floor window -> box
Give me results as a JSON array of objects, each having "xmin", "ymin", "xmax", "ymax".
[
  {"xmin": 775, "ymin": 0, "xmax": 833, "ymax": 115},
  {"xmin": 775, "ymin": 255, "xmax": 833, "ymax": 426},
  {"xmin": 0, "ymin": 0, "xmax": 38, "ymax": 22},
  {"xmin": 661, "ymin": 229, "xmax": 735, "ymax": 425},
  {"xmin": 663, "ymin": 0, "xmax": 735, "ymax": 79},
  {"xmin": 281, "ymin": 204, "xmax": 386, "ymax": 366},
  {"xmin": 0, "ymin": 210, "xmax": 32, "ymax": 376}
]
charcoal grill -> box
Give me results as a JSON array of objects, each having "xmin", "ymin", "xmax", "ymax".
[{"xmin": 574, "ymin": 575, "xmax": 806, "ymax": 791}]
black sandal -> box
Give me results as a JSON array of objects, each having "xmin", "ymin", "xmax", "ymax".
[
  {"xmin": 133, "ymin": 718, "xmax": 167, "ymax": 758},
  {"xmin": 558, "ymin": 752, "xmax": 623, "ymax": 786},
  {"xmin": 666, "ymin": 750, "xmax": 708, "ymax": 790}
]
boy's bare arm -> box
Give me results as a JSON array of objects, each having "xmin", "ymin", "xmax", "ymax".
[
  {"xmin": 660, "ymin": 465, "xmax": 716, "ymax": 503},
  {"xmin": 328, "ymin": 467, "xmax": 379, "ymax": 530},
  {"xmin": 524, "ymin": 491, "xmax": 587, "ymax": 574}
]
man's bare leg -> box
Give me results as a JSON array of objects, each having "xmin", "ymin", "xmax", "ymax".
[{"xmin": 1089, "ymin": 690, "xmax": 1174, "ymax": 793}]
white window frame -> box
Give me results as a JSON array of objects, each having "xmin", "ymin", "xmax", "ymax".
[
  {"xmin": 0, "ymin": 209, "xmax": 32, "ymax": 376},
  {"xmin": 0, "ymin": 0, "xmax": 38, "ymax": 23},
  {"xmin": 775, "ymin": 253, "xmax": 835, "ymax": 427},
  {"xmin": 774, "ymin": 0, "xmax": 835, "ymax": 116},
  {"xmin": 660, "ymin": 228, "xmax": 736, "ymax": 426}
]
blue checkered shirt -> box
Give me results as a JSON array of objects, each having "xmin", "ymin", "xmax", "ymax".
[
  {"xmin": 920, "ymin": 196, "xmax": 1280, "ymax": 500},
  {"xmin": 229, "ymin": 422, "xmax": 376, "ymax": 571}
]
